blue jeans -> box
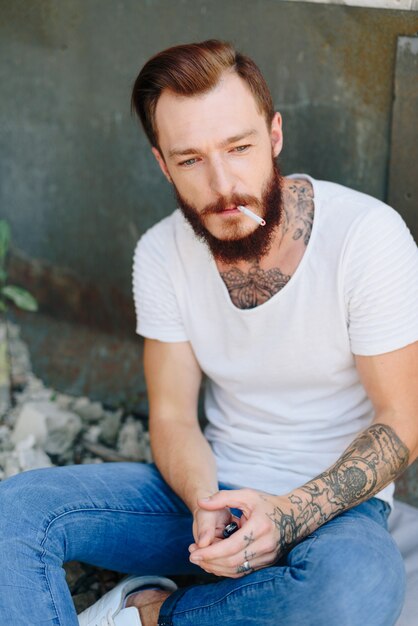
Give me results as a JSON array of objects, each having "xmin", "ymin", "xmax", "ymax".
[{"xmin": 0, "ymin": 462, "xmax": 405, "ymax": 625}]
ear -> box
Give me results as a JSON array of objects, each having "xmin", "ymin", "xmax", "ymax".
[
  {"xmin": 270, "ymin": 112, "xmax": 283, "ymax": 158},
  {"xmin": 152, "ymin": 147, "xmax": 173, "ymax": 183}
]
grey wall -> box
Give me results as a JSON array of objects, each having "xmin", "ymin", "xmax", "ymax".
[
  {"xmin": 1, "ymin": 0, "xmax": 417, "ymax": 336},
  {"xmin": 1, "ymin": 1, "xmax": 418, "ymax": 503}
]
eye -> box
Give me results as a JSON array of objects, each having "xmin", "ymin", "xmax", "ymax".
[
  {"xmin": 231, "ymin": 144, "xmax": 251, "ymax": 153},
  {"xmin": 178, "ymin": 157, "xmax": 198, "ymax": 167}
]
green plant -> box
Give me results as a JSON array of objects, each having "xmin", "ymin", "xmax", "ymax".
[{"xmin": 0, "ymin": 220, "xmax": 38, "ymax": 313}]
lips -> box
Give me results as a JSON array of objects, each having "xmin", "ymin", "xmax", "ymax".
[{"xmin": 221, "ymin": 205, "xmax": 240, "ymax": 213}]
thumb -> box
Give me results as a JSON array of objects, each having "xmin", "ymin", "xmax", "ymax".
[
  {"xmin": 197, "ymin": 526, "xmax": 214, "ymax": 548},
  {"xmin": 198, "ymin": 489, "xmax": 252, "ymax": 517},
  {"xmin": 196, "ymin": 516, "xmax": 216, "ymax": 548}
]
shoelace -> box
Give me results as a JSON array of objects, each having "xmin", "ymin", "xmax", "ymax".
[{"xmin": 96, "ymin": 609, "xmax": 115, "ymax": 626}]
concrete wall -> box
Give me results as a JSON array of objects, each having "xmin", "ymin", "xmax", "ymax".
[
  {"xmin": 0, "ymin": 1, "xmax": 417, "ymax": 385},
  {"xmin": 1, "ymin": 0, "xmax": 418, "ymax": 503},
  {"xmin": 1, "ymin": 0, "xmax": 418, "ymax": 335}
]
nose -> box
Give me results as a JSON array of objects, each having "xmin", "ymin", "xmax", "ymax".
[{"xmin": 207, "ymin": 157, "xmax": 235, "ymax": 198}]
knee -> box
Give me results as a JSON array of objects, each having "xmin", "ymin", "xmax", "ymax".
[
  {"xmin": 288, "ymin": 527, "xmax": 406, "ymax": 625},
  {"xmin": 0, "ymin": 467, "xmax": 61, "ymax": 539},
  {"xmin": 326, "ymin": 539, "xmax": 404, "ymax": 621}
]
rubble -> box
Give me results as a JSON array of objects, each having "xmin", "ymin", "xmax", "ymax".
[
  {"xmin": 0, "ymin": 322, "xmax": 152, "ymax": 471},
  {"xmin": 4, "ymin": 434, "xmax": 54, "ymax": 478},
  {"xmin": 117, "ymin": 416, "xmax": 151, "ymax": 462},
  {"xmin": 99, "ymin": 409, "xmax": 123, "ymax": 447},
  {"xmin": 0, "ymin": 321, "xmax": 152, "ymax": 611},
  {"xmin": 72, "ymin": 397, "xmax": 104, "ymax": 423}
]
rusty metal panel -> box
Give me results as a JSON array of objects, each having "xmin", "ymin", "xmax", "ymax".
[
  {"xmin": 387, "ymin": 38, "xmax": 418, "ymax": 507},
  {"xmin": 288, "ymin": 0, "xmax": 418, "ymax": 8},
  {"xmin": 396, "ymin": 462, "xmax": 418, "ymax": 507},
  {"xmin": 388, "ymin": 35, "xmax": 418, "ymax": 243}
]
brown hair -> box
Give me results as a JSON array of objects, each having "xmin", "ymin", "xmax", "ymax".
[{"xmin": 131, "ymin": 39, "xmax": 274, "ymax": 149}]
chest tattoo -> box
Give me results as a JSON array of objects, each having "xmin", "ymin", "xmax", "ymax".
[
  {"xmin": 220, "ymin": 264, "xmax": 291, "ymax": 309},
  {"xmin": 220, "ymin": 179, "xmax": 314, "ymax": 310}
]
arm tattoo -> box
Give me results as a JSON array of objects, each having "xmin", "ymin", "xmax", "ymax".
[{"xmin": 265, "ymin": 424, "xmax": 409, "ymax": 557}]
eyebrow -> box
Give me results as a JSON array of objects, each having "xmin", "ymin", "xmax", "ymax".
[{"xmin": 167, "ymin": 129, "xmax": 259, "ymax": 159}]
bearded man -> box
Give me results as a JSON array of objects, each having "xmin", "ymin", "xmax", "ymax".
[{"xmin": 0, "ymin": 40, "xmax": 417, "ymax": 626}]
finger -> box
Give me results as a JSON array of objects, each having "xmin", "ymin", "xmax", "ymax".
[
  {"xmin": 196, "ymin": 506, "xmax": 234, "ymax": 548},
  {"xmin": 232, "ymin": 514, "xmax": 243, "ymax": 526},
  {"xmin": 199, "ymin": 552, "xmax": 271, "ymax": 578},
  {"xmin": 198, "ymin": 489, "xmax": 254, "ymax": 517},
  {"xmin": 194, "ymin": 539, "xmax": 261, "ymax": 571},
  {"xmin": 201, "ymin": 539, "xmax": 279, "ymax": 577},
  {"xmin": 190, "ymin": 523, "xmax": 257, "ymax": 563},
  {"xmin": 195, "ymin": 514, "xmax": 217, "ymax": 548},
  {"xmin": 197, "ymin": 529, "xmax": 213, "ymax": 548},
  {"xmin": 189, "ymin": 537, "xmax": 222, "ymax": 553},
  {"xmin": 190, "ymin": 514, "xmax": 241, "ymax": 553}
]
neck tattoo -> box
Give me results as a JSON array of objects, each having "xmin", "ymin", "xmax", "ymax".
[{"xmin": 220, "ymin": 179, "xmax": 314, "ymax": 310}]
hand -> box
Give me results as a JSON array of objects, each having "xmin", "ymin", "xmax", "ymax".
[
  {"xmin": 189, "ymin": 488, "xmax": 296, "ymax": 578},
  {"xmin": 190, "ymin": 505, "xmax": 233, "ymax": 551}
]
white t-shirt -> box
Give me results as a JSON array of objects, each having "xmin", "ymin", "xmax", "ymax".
[{"xmin": 132, "ymin": 175, "xmax": 418, "ymax": 508}]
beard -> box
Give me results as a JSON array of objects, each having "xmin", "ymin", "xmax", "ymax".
[{"xmin": 173, "ymin": 160, "xmax": 283, "ymax": 263}]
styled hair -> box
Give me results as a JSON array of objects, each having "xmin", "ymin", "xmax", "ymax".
[{"xmin": 131, "ymin": 39, "xmax": 275, "ymax": 149}]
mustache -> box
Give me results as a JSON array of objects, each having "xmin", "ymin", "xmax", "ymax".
[{"xmin": 201, "ymin": 194, "xmax": 261, "ymax": 217}]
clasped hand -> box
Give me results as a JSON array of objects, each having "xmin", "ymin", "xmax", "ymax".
[{"xmin": 189, "ymin": 488, "xmax": 292, "ymax": 578}]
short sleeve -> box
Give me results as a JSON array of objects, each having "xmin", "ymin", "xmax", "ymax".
[
  {"xmin": 345, "ymin": 205, "xmax": 418, "ymax": 355},
  {"xmin": 132, "ymin": 227, "xmax": 188, "ymax": 342}
]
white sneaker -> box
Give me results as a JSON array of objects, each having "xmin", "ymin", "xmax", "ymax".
[{"xmin": 77, "ymin": 575, "xmax": 178, "ymax": 626}]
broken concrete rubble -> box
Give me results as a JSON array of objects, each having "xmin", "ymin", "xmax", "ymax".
[{"xmin": 0, "ymin": 321, "xmax": 153, "ymax": 611}]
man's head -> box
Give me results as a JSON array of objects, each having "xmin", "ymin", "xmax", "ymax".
[{"xmin": 131, "ymin": 40, "xmax": 284, "ymax": 262}]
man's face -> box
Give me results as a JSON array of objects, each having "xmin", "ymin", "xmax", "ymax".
[{"xmin": 152, "ymin": 72, "xmax": 284, "ymax": 262}]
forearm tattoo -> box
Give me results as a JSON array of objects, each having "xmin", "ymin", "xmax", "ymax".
[{"xmin": 264, "ymin": 424, "xmax": 409, "ymax": 560}]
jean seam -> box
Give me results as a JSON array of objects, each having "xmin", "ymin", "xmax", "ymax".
[
  {"xmin": 39, "ymin": 507, "xmax": 189, "ymax": 538},
  {"xmin": 38, "ymin": 506, "xmax": 190, "ymax": 556},
  {"xmin": 172, "ymin": 572, "xmax": 283, "ymax": 616},
  {"xmin": 41, "ymin": 562, "xmax": 62, "ymax": 626},
  {"xmin": 38, "ymin": 507, "xmax": 191, "ymax": 554}
]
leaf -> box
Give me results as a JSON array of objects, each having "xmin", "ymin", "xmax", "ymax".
[
  {"xmin": 1, "ymin": 285, "xmax": 38, "ymax": 312},
  {"xmin": 0, "ymin": 220, "xmax": 10, "ymax": 265},
  {"xmin": 0, "ymin": 268, "xmax": 7, "ymax": 284},
  {"xmin": 0, "ymin": 299, "xmax": 7, "ymax": 313}
]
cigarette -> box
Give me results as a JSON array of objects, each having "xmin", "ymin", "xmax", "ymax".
[{"xmin": 237, "ymin": 205, "xmax": 266, "ymax": 226}]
